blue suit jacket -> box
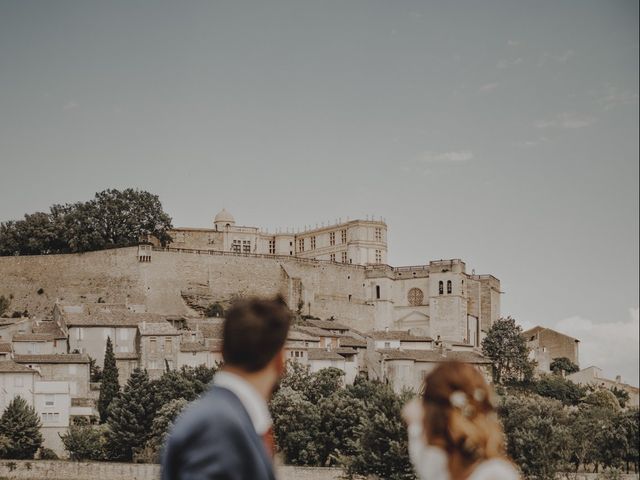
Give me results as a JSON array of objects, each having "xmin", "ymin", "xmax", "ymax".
[{"xmin": 161, "ymin": 385, "xmax": 275, "ymax": 480}]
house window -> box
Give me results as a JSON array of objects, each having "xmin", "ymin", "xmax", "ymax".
[
  {"xmin": 242, "ymin": 240, "xmax": 251, "ymax": 253},
  {"xmin": 76, "ymin": 328, "xmax": 84, "ymax": 341},
  {"xmin": 149, "ymin": 337, "xmax": 157, "ymax": 353},
  {"xmin": 298, "ymin": 238, "xmax": 305, "ymax": 252},
  {"xmin": 447, "ymin": 280, "xmax": 452, "ymax": 294},
  {"xmin": 269, "ymin": 240, "xmax": 276, "ymax": 254},
  {"xmin": 231, "ymin": 240, "xmax": 241, "ymax": 253},
  {"xmin": 149, "ymin": 360, "xmax": 158, "ymax": 369},
  {"xmin": 341, "ymin": 252, "xmax": 347, "ymax": 263},
  {"xmin": 310, "ymin": 236, "xmax": 316, "ymax": 249},
  {"xmin": 375, "ymin": 250, "xmax": 382, "ymax": 264},
  {"xmin": 341, "ymin": 230, "xmax": 347, "ymax": 244},
  {"xmin": 45, "ymin": 395, "xmax": 55, "ymax": 407},
  {"xmin": 384, "ymin": 342, "xmax": 391, "ymax": 348},
  {"xmin": 165, "ymin": 337, "xmax": 173, "ymax": 353},
  {"xmin": 375, "ymin": 228, "xmax": 382, "ymax": 242},
  {"xmin": 329, "ymin": 232, "xmax": 336, "ymax": 246},
  {"xmin": 439, "ymin": 281, "xmax": 444, "ymax": 295},
  {"xmin": 408, "ymin": 288, "xmax": 424, "ymax": 306},
  {"xmin": 330, "ymin": 253, "xmax": 336, "ymax": 262},
  {"xmin": 376, "ymin": 285, "xmax": 381, "ymax": 299}
]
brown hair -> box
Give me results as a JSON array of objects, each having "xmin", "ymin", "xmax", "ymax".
[
  {"xmin": 422, "ymin": 361, "xmax": 506, "ymax": 480},
  {"xmin": 222, "ymin": 295, "xmax": 292, "ymax": 372}
]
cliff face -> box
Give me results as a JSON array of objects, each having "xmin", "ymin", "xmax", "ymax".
[{"xmin": 0, "ymin": 247, "xmax": 376, "ymax": 331}]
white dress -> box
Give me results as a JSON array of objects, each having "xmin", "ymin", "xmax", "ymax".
[{"xmin": 407, "ymin": 424, "xmax": 520, "ymax": 480}]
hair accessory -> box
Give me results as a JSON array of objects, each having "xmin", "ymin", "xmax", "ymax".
[
  {"xmin": 449, "ymin": 391, "xmax": 467, "ymax": 409},
  {"xmin": 473, "ymin": 388, "xmax": 486, "ymax": 402}
]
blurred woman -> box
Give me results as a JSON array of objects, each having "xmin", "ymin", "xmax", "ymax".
[{"xmin": 402, "ymin": 361, "xmax": 519, "ymax": 480}]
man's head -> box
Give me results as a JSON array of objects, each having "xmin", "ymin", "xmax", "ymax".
[{"xmin": 222, "ymin": 295, "xmax": 292, "ymax": 387}]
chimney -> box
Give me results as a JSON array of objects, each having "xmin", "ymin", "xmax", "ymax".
[{"xmin": 615, "ymin": 375, "xmax": 622, "ymax": 384}]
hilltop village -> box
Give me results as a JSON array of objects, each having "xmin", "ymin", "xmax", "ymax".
[{"xmin": 0, "ymin": 210, "xmax": 637, "ymax": 456}]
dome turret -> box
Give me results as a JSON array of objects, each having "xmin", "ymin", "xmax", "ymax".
[{"xmin": 214, "ymin": 208, "xmax": 235, "ymax": 228}]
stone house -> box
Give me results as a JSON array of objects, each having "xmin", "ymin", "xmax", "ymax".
[
  {"xmin": 12, "ymin": 333, "xmax": 66, "ymax": 355},
  {"xmin": 567, "ymin": 366, "xmax": 639, "ymax": 408},
  {"xmin": 523, "ymin": 326, "xmax": 580, "ymax": 374},
  {"xmin": 0, "ymin": 342, "xmax": 11, "ymax": 360},
  {"xmin": 177, "ymin": 339, "xmax": 222, "ymax": 369},
  {"xmin": 368, "ymin": 330, "xmax": 434, "ymax": 350},
  {"xmin": 379, "ymin": 349, "xmax": 492, "ymax": 394},
  {"xmin": 0, "ymin": 317, "xmax": 33, "ymax": 341},
  {"xmin": 138, "ymin": 321, "xmax": 181, "ymax": 379},
  {"xmin": 307, "ymin": 349, "xmax": 347, "ymax": 382},
  {"xmin": 0, "ymin": 360, "xmax": 37, "ymax": 411},
  {"xmin": 285, "ymin": 328, "xmax": 321, "ymax": 365},
  {"xmin": 13, "ymin": 353, "xmax": 91, "ymax": 399}
]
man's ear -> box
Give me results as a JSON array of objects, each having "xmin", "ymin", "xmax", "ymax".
[{"xmin": 274, "ymin": 348, "xmax": 286, "ymax": 376}]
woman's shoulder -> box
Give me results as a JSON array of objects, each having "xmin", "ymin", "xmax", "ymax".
[{"xmin": 470, "ymin": 458, "xmax": 520, "ymax": 480}]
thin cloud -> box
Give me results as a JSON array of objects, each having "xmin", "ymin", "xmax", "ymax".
[
  {"xmin": 538, "ymin": 49, "xmax": 574, "ymax": 67},
  {"xmin": 419, "ymin": 150, "xmax": 474, "ymax": 163},
  {"xmin": 599, "ymin": 86, "xmax": 639, "ymax": 111},
  {"xmin": 63, "ymin": 101, "xmax": 79, "ymax": 111},
  {"xmin": 514, "ymin": 136, "xmax": 550, "ymax": 148},
  {"xmin": 479, "ymin": 83, "xmax": 499, "ymax": 93},
  {"xmin": 507, "ymin": 39, "xmax": 520, "ymax": 47},
  {"xmin": 497, "ymin": 57, "xmax": 523, "ymax": 70},
  {"xmin": 534, "ymin": 112, "xmax": 596, "ymax": 129},
  {"xmin": 553, "ymin": 308, "xmax": 639, "ymax": 387}
]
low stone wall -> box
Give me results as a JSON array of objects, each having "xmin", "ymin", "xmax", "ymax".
[{"xmin": 0, "ymin": 460, "xmax": 345, "ymax": 480}]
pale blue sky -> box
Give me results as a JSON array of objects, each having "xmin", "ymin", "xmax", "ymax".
[{"xmin": 0, "ymin": 1, "xmax": 638, "ymax": 383}]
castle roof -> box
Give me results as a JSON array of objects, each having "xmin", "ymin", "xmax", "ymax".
[
  {"xmin": 214, "ymin": 208, "xmax": 235, "ymax": 225},
  {"xmin": 378, "ymin": 349, "xmax": 490, "ymax": 364}
]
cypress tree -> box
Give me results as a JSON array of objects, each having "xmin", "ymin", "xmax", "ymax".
[
  {"xmin": 98, "ymin": 336, "xmax": 120, "ymax": 422},
  {"xmin": 105, "ymin": 368, "xmax": 155, "ymax": 461},
  {"xmin": 0, "ymin": 396, "xmax": 43, "ymax": 459}
]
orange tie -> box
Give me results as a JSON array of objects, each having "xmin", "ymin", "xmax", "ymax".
[{"xmin": 262, "ymin": 426, "xmax": 275, "ymax": 459}]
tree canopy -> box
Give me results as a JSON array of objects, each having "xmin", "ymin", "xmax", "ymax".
[
  {"xmin": 0, "ymin": 188, "xmax": 172, "ymax": 256},
  {"xmin": 481, "ymin": 316, "xmax": 535, "ymax": 384}
]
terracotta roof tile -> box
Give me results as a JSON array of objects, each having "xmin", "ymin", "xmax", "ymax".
[
  {"xmin": 14, "ymin": 354, "xmax": 91, "ymax": 364},
  {"xmin": 308, "ymin": 348, "xmax": 345, "ymax": 361},
  {"xmin": 0, "ymin": 360, "xmax": 38, "ymax": 373}
]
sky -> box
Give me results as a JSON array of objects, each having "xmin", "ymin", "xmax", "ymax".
[{"xmin": 0, "ymin": 1, "xmax": 638, "ymax": 384}]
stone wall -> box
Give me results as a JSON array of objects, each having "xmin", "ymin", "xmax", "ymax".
[{"xmin": 0, "ymin": 461, "xmax": 345, "ymax": 480}]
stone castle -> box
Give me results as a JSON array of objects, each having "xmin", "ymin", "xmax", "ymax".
[{"xmin": 140, "ymin": 209, "xmax": 500, "ymax": 345}]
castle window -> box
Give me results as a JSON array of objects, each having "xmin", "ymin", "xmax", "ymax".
[
  {"xmin": 310, "ymin": 236, "xmax": 316, "ymax": 249},
  {"xmin": 174, "ymin": 232, "xmax": 185, "ymax": 243},
  {"xmin": 375, "ymin": 250, "xmax": 382, "ymax": 264},
  {"xmin": 408, "ymin": 288, "xmax": 424, "ymax": 306},
  {"xmin": 375, "ymin": 228, "xmax": 382, "ymax": 242},
  {"xmin": 330, "ymin": 253, "xmax": 336, "ymax": 262},
  {"xmin": 231, "ymin": 240, "xmax": 241, "ymax": 253},
  {"xmin": 341, "ymin": 230, "xmax": 347, "ymax": 243},
  {"xmin": 269, "ymin": 240, "xmax": 275, "ymax": 254},
  {"xmin": 341, "ymin": 252, "xmax": 347, "ymax": 263},
  {"xmin": 329, "ymin": 232, "xmax": 336, "ymax": 246},
  {"xmin": 242, "ymin": 240, "xmax": 251, "ymax": 253},
  {"xmin": 376, "ymin": 285, "xmax": 381, "ymax": 299},
  {"xmin": 447, "ymin": 280, "xmax": 452, "ymax": 294},
  {"xmin": 439, "ymin": 281, "xmax": 444, "ymax": 295},
  {"xmin": 298, "ymin": 238, "xmax": 305, "ymax": 252}
]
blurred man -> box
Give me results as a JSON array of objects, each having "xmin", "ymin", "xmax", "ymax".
[{"xmin": 161, "ymin": 296, "xmax": 292, "ymax": 480}]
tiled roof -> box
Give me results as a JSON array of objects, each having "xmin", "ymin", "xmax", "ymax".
[
  {"xmin": 32, "ymin": 321, "xmax": 67, "ymax": 339},
  {"xmin": 297, "ymin": 326, "xmax": 343, "ymax": 338},
  {"xmin": 308, "ymin": 348, "xmax": 345, "ymax": 361},
  {"xmin": 63, "ymin": 310, "xmax": 166, "ymax": 327},
  {"xmin": 180, "ymin": 342, "xmax": 208, "ymax": 353},
  {"xmin": 379, "ymin": 349, "xmax": 490, "ymax": 364},
  {"xmin": 138, "ymin": 321, "xmax": 180, "ymax": 336},
  {"xmin": 14, "ymin": 354, "xmax": 91, "ymax": 364},
  {"xmin": 302, "ymin": 319, "xmax": 351, "ymax": 331},
  {"xmin": 368, "ymin": 330, "xmax": 434, "ymax": 342},
  {"xmin": 197, "ymin": 324, "xmax": 224, "ymax": 339},
  {"xmin": 115, "ymin": 352, "xmax": 139, "ymax": 360},
  {"xmin": 335, "ymin": 347, "xmax": 358, "ymax": 355},
  {"xmin": 0, "ymin": 360, "xmax": 38, "ymax": 373},
  {"xmin": 288, "ymin": 328, "xmax": 320, "ymax": 341},
  {"xmin": 339, "ymin": 337, "xmax": 367, "ymax": 348},
  {"xmin": 12, "ymin": 333, "xmax": 55, "ymax": 342},
  {"xmin": 0, "ymin": 342, "xmax": 13, "ymax": 353}
]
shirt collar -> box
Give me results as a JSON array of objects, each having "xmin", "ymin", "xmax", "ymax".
[{"xmin": 213, "ymin": 370, "xmax": 272, "ymax": 435}]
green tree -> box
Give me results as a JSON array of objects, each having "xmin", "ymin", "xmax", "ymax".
[
  {"xmin": 178, "ymin": 365, "xmax": 218, "ymax": 396},
  {"xmin": 582, "ymin": 388, "xmax": 621, "ymax": 412},
  {"xmin": 141, "ymin": 398, "xmax": 188, "ymax": 463},
  {"xmin": 620, "ymin": 408, "xmax": 639, "ymax": 473},
  {"xmin": 0, "ymin": 295, "xmax": 9, "ymax": 317},
  {"xmin": 270, "ymin": 386, "xmax": 321, "ymax": 465},
  {"xmin": 0, "ymin": 396, "xmax": 44, "ymax": 459},
  {"xmin": 317, "ymin": 390, "xmax": 365, "ymax": 466},
  {"xmin": 534, "ymin": 374, "xmax": 586, "ymax": 406},
  {"xmin": 105, "ymin": 368, "xmax": 155, "ymax": 461},
  {"xmin": 499, "ymin": 394, "xmax": 572, "ymax": 480},
  {"xmin": 482, "ymin": 317, "xmax": 535, "ymax": 384},
  {"xmin": 89, "ymin": 356, "xmax": 102, "ymax": 383},
  {"xmin": 307, "ymin": 367, "xmax": 344, "ymax": 403},
  {"xmin": 345, "ymin": 378, "xmax": 414, "ymax": 480},
  {"xmin": 60, "ymin": 424, "xmax": 107, "ymax": 461},
  {"xmin": 610, "ymin": 386, "xmax": 631, "ymax": 409},
  {"xmin": 280, "ymin": 361, "xmax": 314, "ymax": 393},
  {"xmin": 550, "ymin": 357, "xmax": 580, "ymax": 376},
  {"xmin": 98, "ymin": 337, "xmax": 120, "ymax": 422},
  {"xmin": 151, "ymin": 370, "xmax": 199, "ymax": 408}
]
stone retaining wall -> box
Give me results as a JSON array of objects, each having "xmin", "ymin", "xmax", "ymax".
[{"xmin": 0, "ymin": 460, "xmax": 345, "ymax": 480}]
